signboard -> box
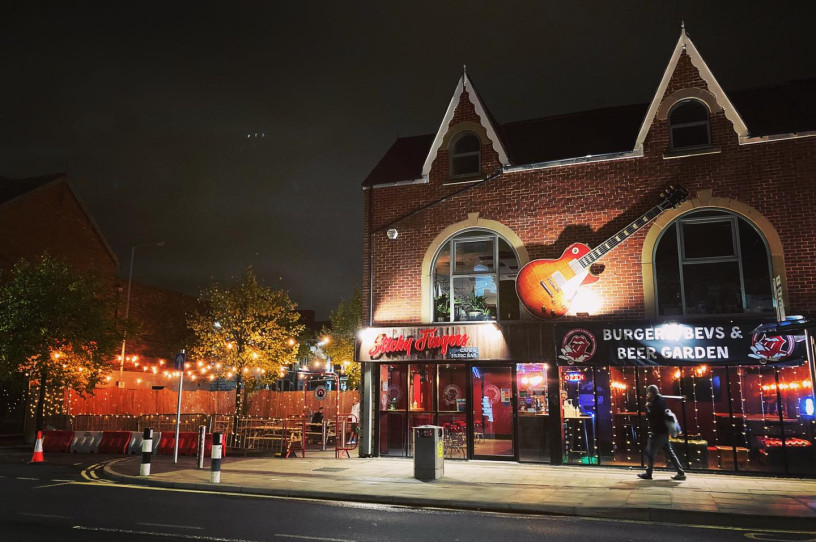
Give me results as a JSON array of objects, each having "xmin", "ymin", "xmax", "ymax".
[
  {"xmin": 357, "ymin": 325, "xmax": 510, "ymax": 361},
  {"xmin": 174, "ymin": 352, "xmax": 186, "ymax": 370},
  {"xmin": 556, "ymin": 320, "xmax": 806, "ymax": 367},
  {"xmin": 314, "ymin": 385, "xmax": 327, "ymax": 400}
]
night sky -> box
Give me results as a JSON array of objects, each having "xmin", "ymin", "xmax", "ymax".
[{"xmin": 1, "ymin": 2, "xmax": 814, "ymax": 318}]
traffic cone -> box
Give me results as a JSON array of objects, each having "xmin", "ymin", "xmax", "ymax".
[{"xmin": 30, "ymin": 431, "xmax": 45, "ymax": 464}]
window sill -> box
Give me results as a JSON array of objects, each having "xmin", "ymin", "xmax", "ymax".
[
  {"xmin": 663, "ymin": 146, "xmax": 721, "ymax": 160},
  {"xmin": 443, "ymin": 175, "xmax": 484, "ymax": 186}
]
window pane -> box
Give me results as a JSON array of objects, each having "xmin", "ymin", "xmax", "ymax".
[
  {"xmin": 498, "ymin": 279, "xmax": 520, "ymax": 320},
  {"xmin": 454, "ymin": 239, "xmax": 494, "ymax": 273},
  {"xmin": 452, "ymin": 154, "xmax": 479, "ymax": 176},
  {"xmin": 670, "ymin": 102, "xmax": 708, "ymax": 124},
  {"xmin": 453, "ymin": 134, "xmax": 480, "ymax": 153},
  {"xmin": 738, "ymin": 221, "xmax": 774, "ymax": 313},
  {"xmin": 433, "ymin": 243, "xmax": 451, "ymax": 322},
  {"xmin": 672, "ymin": 125, "xmax": 710, "ymax": 148},
  {"xmin": 682, "ymin": 220, "xmax": 735, "ymax": 259},
  {"xmin": 683, "ymin": 261, "xmax": 743, "ymax": 314},
  {"xmin": 379, "ymin": 364, "xmax": 406, "ymax": 411},
  {"xmin": 438, "ymin": 364, "xmax": 467, "ymax": 413},
  {"xmin": 498, "ymin": 238, "xmax": 519, "ymax": 275},
  {"xmin": 408, "ymin": 364, "xmax": 434, "ymax": 412},
  {"xmin": 732, "ymin": 366, "xmax": 786, "ymax": 474},
  {"xmin": 561, "ymin": 366, "xmax": 598, "ymax": 464},
  {"xmin": 656, "ymin": 226, "xmax": 682, "ymax": 315},
  {"xmin": 453, "ymin": 276, "xmax": 497, "ymax": 321}
]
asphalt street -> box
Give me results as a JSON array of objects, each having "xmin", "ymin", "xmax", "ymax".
[{"xmin": 0, "ymin": 454, "xmax": 814, "ymax": 542}]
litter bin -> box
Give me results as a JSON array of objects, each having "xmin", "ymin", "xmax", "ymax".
[{"xmin": 413, "ymin": 425, "xmax": 444, "ymax": 480}]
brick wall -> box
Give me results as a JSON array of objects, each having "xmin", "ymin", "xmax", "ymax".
[{"xmin": 363, "ymin": 51, "xmax": 816, "ymax": 325}]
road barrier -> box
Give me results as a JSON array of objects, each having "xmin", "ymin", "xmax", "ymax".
[
  {"xmin": 97, "ymin": 431, "xmax": 132, "ymax": 454},
  {"xmin": 43, "ymin": 430, "xmax": 74, "ymax": 453},
  {"xmin": 70, "ymin": 431, "xmax": 103, "ymax": 453}
]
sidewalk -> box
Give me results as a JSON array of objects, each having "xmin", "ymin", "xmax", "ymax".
[{"xmin": 104, "ymin": 453, "xmax": 816, "ymax": 531}]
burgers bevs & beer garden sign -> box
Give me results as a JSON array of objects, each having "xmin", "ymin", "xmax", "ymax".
[{"xmin": 556, "ymin": 320, "xmax": 806, "ymax": 367}]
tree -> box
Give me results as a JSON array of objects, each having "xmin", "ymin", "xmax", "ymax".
[
  {"xmin": 187, "ymin": 267, "xmax": 304, "ymax": 429},
  {"xmin": 323, "ymin": 287, "xmax": 362, "ymax": 390},
  {"xmin": 0, "ymin": 255, "xmax": 121, "ymax": 431}
]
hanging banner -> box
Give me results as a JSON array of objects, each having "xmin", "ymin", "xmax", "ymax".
[{"xmin": 555, "ymin": 319, "xmax": 806, "ymax": 367}]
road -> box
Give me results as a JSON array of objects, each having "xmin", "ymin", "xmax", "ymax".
[{"xmin": 0, "ymin": 453, "xmax": 813, "ymax": 542}]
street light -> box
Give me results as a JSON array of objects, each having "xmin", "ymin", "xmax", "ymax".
[{"xmin": 118, "ymin": 240, "xmax": 165, "ymax": 385}]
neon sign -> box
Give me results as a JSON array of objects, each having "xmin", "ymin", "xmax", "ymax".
[{"xmin": 564, "ymin": 372, "xmax": 585, "ymax": 383}]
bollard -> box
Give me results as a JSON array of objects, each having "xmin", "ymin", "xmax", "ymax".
[
  {"xmin": 140, "ymin": 428, "xmax": 153, "ymax": 476},
  {"xmin": 196, "ymin": 425, "xmax": 206, "ymax": 470},
  {"xmin": 210, "ymin": 432, "xmax": 222, "ymax": 483}
]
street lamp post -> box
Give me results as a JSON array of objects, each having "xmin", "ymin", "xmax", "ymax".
[{"xmin": 118, "ymin": 241, "xmax": 165, "ymax": 385}]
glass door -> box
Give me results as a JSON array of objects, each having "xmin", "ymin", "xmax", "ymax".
[{"xmin": 472, "ymin": 365, "xmax": 515, "ymax": 458}]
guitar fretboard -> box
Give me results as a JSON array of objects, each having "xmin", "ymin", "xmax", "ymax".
[{"xmin": 578, "ymin": 204, "xmax": 666, "ymax": 267}]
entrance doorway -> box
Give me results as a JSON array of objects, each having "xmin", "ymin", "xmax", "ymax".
[{"xmin": 472, "ymin": 365, "xmax": 515, "ymax": 458}]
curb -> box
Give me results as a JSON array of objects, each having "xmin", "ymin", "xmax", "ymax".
[{"xmin": 101, "ymin": 461, "xmax": 816, "ymax": 532}]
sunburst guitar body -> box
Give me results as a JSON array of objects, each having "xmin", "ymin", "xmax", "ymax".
[
  {"xmin": 515, "ymin": 243, "xmax": 598, "ymax": 319},
  {"xmin": 514, "ymin": 185, "xmax": 689, "ymax": 319}
]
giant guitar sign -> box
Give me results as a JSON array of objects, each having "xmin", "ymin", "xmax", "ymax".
[{"xmin": 515, "ymin": 186, "xmax": 688, "ymax": 319}]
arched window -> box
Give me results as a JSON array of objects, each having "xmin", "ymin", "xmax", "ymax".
[
  {"xmin": 449, "ymin": 132, "xmax": 481, "ymax": 177},
  {"xmin": 432, "ymin": 230, "xmax": 520, "ymax": 322},
  {"xmin": 668, "ymin": 100, "xmax": 711, "ymax": 150},
  {"xmin": 654, "ymin": 210, "xmax": 774, "ymax": 316}
]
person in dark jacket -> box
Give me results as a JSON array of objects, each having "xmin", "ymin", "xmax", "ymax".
[{"xmin": 638, "ymin": 384, "xmax": 686, "ymax": 480}]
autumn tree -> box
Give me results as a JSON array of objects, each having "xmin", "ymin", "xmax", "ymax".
[
  {"xmin": 0, "ymin": 255, "xmax": 121, "ymax": 431},
  {"xmin": 323, "ymin": 287, "xmax": 362, "ymax": 390},
  {"xmin": 187, "ymin": 267, "xmax": 304, "ymax": 429}
]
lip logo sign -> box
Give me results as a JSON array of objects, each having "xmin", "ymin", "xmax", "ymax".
[
  {"xmin": 749, "ymin": 334, "xmax": 796, "ymax": 363},
  {"xmin": 559, "ymin": 329, "xmax": 597, "ymax": 365}
]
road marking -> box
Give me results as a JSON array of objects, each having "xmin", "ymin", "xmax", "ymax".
[
  {"xmin": 745, "ymin": 534, "xmax": 816, "ymax": 541},
  {"xmin": 73, "ymin": 525, "xmax": 263, "ymax": 541},
  {"xmin": 73, "ymin": 525, "xmax": 357, "ymax": 542},
  {"xmin": 17, "ymin": 476, "xmax": 39, "ymax": 480},
  {"xmin": 19, "ymin": 512, "xmax": 71, "ymax": 519},
  {"xmin": 33, "ymin": 482, "xmax": 74, "ymax": 489},
  {"xmin": 138, "ymin": 522, "xmax": 204, "ymax": 530}
]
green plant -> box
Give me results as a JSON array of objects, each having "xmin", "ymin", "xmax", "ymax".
[
  {"xmin": 434, "ymin": 294, "xmax": 450, "ymax": 318},
  {"xmin": 467, "ymin": 293, "xmax": 486, "ymax": 314}
]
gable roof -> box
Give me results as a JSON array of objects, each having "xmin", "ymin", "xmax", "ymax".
[
  {"xmin": 634, "ymin": 26, "xmax": 748, "ymax": 152},
  {"xmin": 421, "ymin": 71, "xmax": 509, "ymax": 178},
  {"xmin": 0, "ymin": 173, "xmax": 119, "ymax": 266},
  {"xmin": 0, "ymin": 173, "xmax": 64, "ymax": 205}
]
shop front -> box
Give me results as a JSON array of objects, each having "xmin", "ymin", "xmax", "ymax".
[
  {"xmin": 357, "ymin": 319, "xmax": 816, "ymax": 476},
  {"xmin": 357, "ymin": 324, "xmax": 559, "ymax": 462},
  {"xmin": 555, "ymin": 320, "xmax": 816, "ymax": 475}
]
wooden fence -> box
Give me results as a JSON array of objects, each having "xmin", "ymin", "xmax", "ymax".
[{"xmin": 63, "ymin": 389, "xmax": 358, "ymax": 418}]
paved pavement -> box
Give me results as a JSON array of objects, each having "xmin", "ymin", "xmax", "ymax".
[{"xmin": 101, "ymin": 451, "xmax": 816, "ymax": 531}]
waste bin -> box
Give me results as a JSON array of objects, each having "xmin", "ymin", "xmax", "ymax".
[{"xmin": 413, "ymin": 425, "xmax": 444, "ymax": 480}]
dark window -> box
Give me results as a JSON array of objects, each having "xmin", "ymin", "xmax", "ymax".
[
  {"xmin": 669, "ymin": 100, "xmax": 710, "ymax": 150},
  {"xmin": 450, "ymin": 133, "xmax": 481, "ymax": 177},
  {"xmin": 432, "ymin": 230, "xmax": 520, "ymax": 322},
  {"xmin": 655, "ymin": 210, "xmax": 774, "ymax": 316}
]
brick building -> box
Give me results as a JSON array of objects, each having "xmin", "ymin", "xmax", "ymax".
[
  {"xmin": 0, "ymin": 174, "xmax": 194, "ymax": 434},
  {"xmin": 356, "ymin": 29, "xmax": 816, "ymax": 476}
]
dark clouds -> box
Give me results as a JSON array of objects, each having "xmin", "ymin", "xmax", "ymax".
[{"xmin": 1, "ymin": 1, "xmax": 814, "ymax": 317}]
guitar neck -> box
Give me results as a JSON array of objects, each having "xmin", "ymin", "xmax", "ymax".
[{"xmin": 579, "ymin": 204, "xmax": 666, "ymax": 267}]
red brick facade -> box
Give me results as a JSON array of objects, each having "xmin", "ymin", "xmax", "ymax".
[{"xmin": 363, "ymin": 49, "xmax": 816, "ymax": 326}]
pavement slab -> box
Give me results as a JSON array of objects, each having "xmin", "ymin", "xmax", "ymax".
[{"xmin": 99, "ymin": 453, "xmax": 816, "ymax": 531}]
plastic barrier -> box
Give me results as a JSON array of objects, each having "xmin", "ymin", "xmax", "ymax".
[
  {"xmin": 128, "ymin": 431, "xmax": 143, "ymax": 454},
  {"xmin": 150, "ymin": 432, "xmax": 162, "ymax": 453},
  {"xmin": 43, "ymin": 430, "xmax": 74, "ymax": 453},
  {"xmin": 70, "ymin": 431, "xmax": 103, "ymax": 453},
  {"xmin": 97, "ymin": 431, "xmax": 132, "ymax": 454},
  {"xmin": 157, "ymin": 432, "xmax": 223, "ymax": 457}
]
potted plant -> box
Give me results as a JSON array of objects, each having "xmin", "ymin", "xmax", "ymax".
[
  {"xmin": 434, "ymin": 294, "xmax": 450, "ymax": 322},
  {"xmin": 466, "ymin": 293, "xmax": 486, "ymax": 320}
]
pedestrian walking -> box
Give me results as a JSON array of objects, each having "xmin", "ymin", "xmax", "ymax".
[{"xmin": 638, "ymin": 384, "xmax": 686, "ymax": 481}]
